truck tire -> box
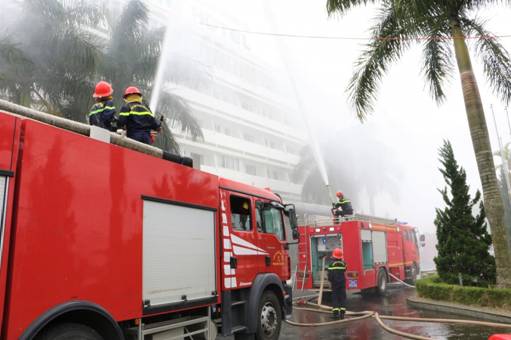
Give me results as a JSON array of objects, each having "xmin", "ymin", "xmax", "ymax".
[
  {"xmin": 36, "ymin": 323, "xmax": 103, "ymax": 340},
  {"xmin": 376, "ymin": 269, "xmax": 388, "ymax": 296},
  {"xmin": 256, "ymin": 291, "xmax": 282, "ymax": 340}
]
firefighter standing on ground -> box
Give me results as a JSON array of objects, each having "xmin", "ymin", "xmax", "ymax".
[
  {"xmin": 118, "ymin": 86, "xmax": 161, "ymax": 144},
  {"xmin": 333, "ymin": 191, "xmax": 354, "ymax": 217},
  {"xmin": 327, "ymin": 247, "xmax": 347, "ymax": 320},
  {"xmin": 88, "ymin": 81, "xmax": 117, "ymax": 131}
]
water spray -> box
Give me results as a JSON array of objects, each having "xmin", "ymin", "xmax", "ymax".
[
  {"xmin": 263, "ymin": 1, "xmax": 334, "ymax": 204},
  {"xmin": 149, "ymin": 18, "xmax": 173, "ymax": 113}
]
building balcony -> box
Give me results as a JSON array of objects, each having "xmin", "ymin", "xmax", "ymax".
[
  {"xmin": 173, "ymin": 130, "xmax": 299, "ymax": 168},
  {"xmin": 165, "ymin": 84, "xmax": 305, "ymax": 143}
]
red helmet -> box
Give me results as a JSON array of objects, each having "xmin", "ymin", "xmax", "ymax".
[
  {"xmin": 93, "ymin": 81, "xmax": 113, "ymax": 98},
  {"xmin": 332, "ymin": 248, "xmax": 343, "ymax": 259},
  {"xmin": 336, "ymin": 191, "xmax": 343, "ymax": 198},
  {"xmin": 124, "ymin": 86, "xmax": 142, "ymax": 98}
]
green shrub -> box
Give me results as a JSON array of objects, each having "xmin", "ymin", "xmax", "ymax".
[{"xmin": 416, "ymin": 276, "xmax": 511, "ymax": 309}]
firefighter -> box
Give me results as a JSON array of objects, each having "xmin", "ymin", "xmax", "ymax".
[
  {"xmin": 333, "ymin": 192, "xmax": 353, "ymax": 217},
  {"xmin": 88, "ymin": 81, "xmax": 117, "ymax": 131},
  {"xmin": 327, "ymin": 247, "xmax": 347, "ymax": 319},
  {"xmin": 118, "ymin": 86, "xmax": 161, "ymax": 144}
]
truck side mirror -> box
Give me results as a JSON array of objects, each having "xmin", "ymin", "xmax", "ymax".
[
  {"xmin": 419, "ymin": 234, "xmax": 426, "ymax": 247},
  {"xmin": 285, "ymin": 204, "xmax": 299, "ymax": 241}
]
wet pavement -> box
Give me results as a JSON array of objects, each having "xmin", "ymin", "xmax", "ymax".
[{"xmin": 281, "ymin": 286, "xmax": 510, "ymax": 340}]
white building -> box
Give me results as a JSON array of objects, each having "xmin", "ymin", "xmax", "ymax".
[{"xmin": 146, "ymin": 1, "xmax": 307, "ymax": 201}]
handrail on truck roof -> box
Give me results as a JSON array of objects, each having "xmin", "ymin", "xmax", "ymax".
[
  {"xmin": 0, "ymin": 99, "xmax": 193, "ymax": 167},
  {"xmin": 299, "ymin": 213, "xmax": 406, "ymax": 228}
]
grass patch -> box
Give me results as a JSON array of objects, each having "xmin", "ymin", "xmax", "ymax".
[{"xmin": 416, "ymin": 276, "xmax": 511, "ymax": 310}]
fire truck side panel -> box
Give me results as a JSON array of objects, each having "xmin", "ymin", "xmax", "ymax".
[
  {"xmin": 0, "ymin": 113, "xmax": 17, "ymax": 172},
  {"xmin": 402, "ymin": 226, "xmax": 419, "ymax": 267},
  {"xmin": 142, "ymin": 199, "xmax": 217, "ymax": 308},
  {"xmin": 4, "ymin": 120, "xmax": 220, "ymax": 339},
  {"xmin": 386, "ymin": 228, "xmax": 406, "ymax": 279},
  {"xmin": 0, "ymin": 113, "xmax": 21, "ymax": 333},
  {"xmin": 337, "ymin": 222, "xmax": 358, "ymax": 289}
]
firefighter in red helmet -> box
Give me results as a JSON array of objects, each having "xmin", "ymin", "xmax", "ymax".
[
  {"xmin": 87, "ymin": 81, "xmax": 117, "ymax": 131},
  {"xmin": 118, "ymin": 86, "xmax": 161, "ymax": 144},
  {"xmin": 328, "ymin": 247, "xmax": 347, "ymax": 319},
  {"xmin": 333, "ymin": 191, "xmax": 353, "ymax": 217}
]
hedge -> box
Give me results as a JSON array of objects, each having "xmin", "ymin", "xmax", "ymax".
[{"xmin": 416, "ymin": 276, "xmax": 511, "ymax": 310}]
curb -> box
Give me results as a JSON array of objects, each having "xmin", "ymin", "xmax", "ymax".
[{"xmin": 407, "ymin": 296, "xmax": 511, "ymax": 324}]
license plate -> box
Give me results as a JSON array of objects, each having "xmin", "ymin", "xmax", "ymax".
[{"xmin": 348, "ymin": 279, "xmax": 358, "ymax": 288}]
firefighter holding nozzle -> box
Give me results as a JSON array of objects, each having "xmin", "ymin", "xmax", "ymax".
[
  {"xmin": 332, "ymin": 191, "xmax": 353, "ymax": 218},
  {"xmin": 118, "ymin": 86, "xmax": 162, "ymax": 145},
  {"xmin": 328, "ymin": 247, "xmax": 347, "ymax": 319}
]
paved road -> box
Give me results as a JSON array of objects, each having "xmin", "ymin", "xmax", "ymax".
[{"xmin": 281, "ymin": 286, "xmax": 507, "ymax": 339}]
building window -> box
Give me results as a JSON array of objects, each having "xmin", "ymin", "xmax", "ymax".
[
  {"xmin": 245, "ymin": 163, "xmax": 257, "ymax": 176},
  {"xmin": 190, "ymin": 153, "xmax": 203, "ymax": 167},
  {"xmin": 221, "ymin": 155, "xmax": 239, "ymax": 171}
]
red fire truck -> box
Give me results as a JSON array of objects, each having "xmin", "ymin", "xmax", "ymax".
[
  {"xmin": 296, "ymin": 215, "xmax": 420, "ymax": 294},
  {"xmin": 0, "ymin": 103, "xmax": 299, "ymax": 340}
]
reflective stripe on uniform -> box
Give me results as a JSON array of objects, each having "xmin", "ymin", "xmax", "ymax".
[
  {"xmin": 121, "ymin": 103, "xmax": 154, "ymax": 117},
  {"xmin": 128, "ymin": 110, "xmax": 153, "ymax": 116},
  {"xmin": 89, "ymin": 105, "xmax": 115, "ymax": 116},
  {"xmin": 329, "ymin": 261, "xmax": 346, "ymax": 270}
]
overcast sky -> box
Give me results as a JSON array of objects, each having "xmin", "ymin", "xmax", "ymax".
[{"xmin": 208, "ymin": 0, "xmax": 511, "ymax": 233}]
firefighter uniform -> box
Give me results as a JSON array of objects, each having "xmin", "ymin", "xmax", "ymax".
[
  {"xmin": 88, "ymin": 99, "xmax": 117, "ymax": 131},
  {"xmin": 118, "ymin": 87, "xmax": 160, "ymax": 145},
  {"xmin": 327, "ymin": 248, "xmax": 347, "ymax": 319},
  {"xmin": 88, "ymin": 81, "xmax": 117, "ymax": 131},
  {"xmin": 333, "ymin": 192, "xmax": 353, "ymax": 217}
]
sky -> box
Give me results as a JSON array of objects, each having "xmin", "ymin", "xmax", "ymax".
[{"xmin": 209, "ymin": 0, "xmax": 511, "ymax": 233}]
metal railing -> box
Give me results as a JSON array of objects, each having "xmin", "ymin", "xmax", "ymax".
[{"xmin": 0, "ymin": 99, "xmax": 192, "ymax": 166}]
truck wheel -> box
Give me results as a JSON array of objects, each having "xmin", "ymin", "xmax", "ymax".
[
  {"xmin": 376, "ymin": 269, "xmax": 388, "ymax": 296},
  {"xmin": 256, "ymin": 291, "xmax": 282, "ymax": 340},
  {"xmin": 37, "ymin": 323, "xmax": 103, "ymax": 340}
]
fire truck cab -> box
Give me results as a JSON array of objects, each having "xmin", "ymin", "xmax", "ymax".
[
  {"xmin": 0, "ymin": 109, "xmax": 298, "ymax": 340},
  {"xmin": 297, "ymin": 215, "xmax": 420, "ymax": 294}
]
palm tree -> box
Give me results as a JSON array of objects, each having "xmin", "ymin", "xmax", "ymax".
[
  {"xmin": 327, "ymin": 0, "xmax": 511, "ymax": 287},
  {"xmin": 0, "ymin": 0, "xmax": 202, "ymax": 154},
  {"xmin": 0, "ymin": 0, "xmax": 101, "ymax": 118}
]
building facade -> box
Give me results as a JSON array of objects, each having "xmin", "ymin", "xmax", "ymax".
[{"xmin": 146, "ymin": 1, "xmax": 307, "ymax": 201}]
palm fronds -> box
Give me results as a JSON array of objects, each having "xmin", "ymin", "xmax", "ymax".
[
  {"xmin": 463, "ymin": 17, "xmax": 511, "ymax": 104},
  {"xmin": 348, "ymin": 4, "xmax": 414, "ymax": 119},
  {"xmin": 422, "ymin": 29, "xmax": 453, "ymax": 102}
]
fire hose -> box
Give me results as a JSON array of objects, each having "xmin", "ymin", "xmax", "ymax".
[{"xmin": 286, "ymin": 262, "xmax": 511, "ymax": 339}]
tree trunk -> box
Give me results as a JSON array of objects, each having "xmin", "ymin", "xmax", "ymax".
[{"xmin": 451, "ymin": 22, "xmax": 511, "ymax": 287}]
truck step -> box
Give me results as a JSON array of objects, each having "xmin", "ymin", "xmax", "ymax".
[
  {"xmin": 231, "ymin": 325, "xmax": 248, "ymax": 334},
  {"xmin": 231, "ymin": 300, "xmax": 247, "ymax": 307}
]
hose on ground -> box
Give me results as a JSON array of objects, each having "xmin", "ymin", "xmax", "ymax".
[
  {"xmin": 286, "ymin": 302, "xmax": 511, "ymax": 340},
  {"xmin": 287, "ymin": 260, "xmax": 511, "ymax": 339},
  {"xmin": 373, "ymin": 312, "xmax": 431, "ymax": 340},
  {"xmin": 388, "ymin": 272, "xmax": 416, "ymax": 288}
]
